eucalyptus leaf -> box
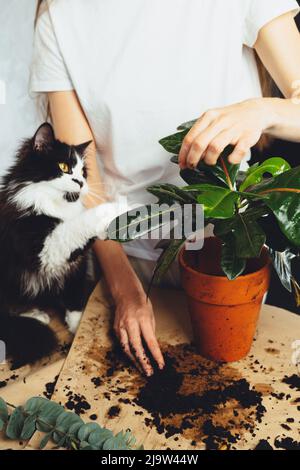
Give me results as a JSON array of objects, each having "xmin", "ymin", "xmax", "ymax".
[
  {"xmin": 6, "ymin": 406, "xmax": 25, "ymax": 439},
  {"xmin": 0, "ymin": 397, "xmax": 8, "ymax": 424},
  {"xmin": 0, "ymin": 418, "xmax": 5, "ymax": 432},
  {"xmin": 20, "ymin": 414, "xmax": 37, "ymax": 440},
  {"xmin": 24, "ymin": 397, "xmax": 47, "ymax": 415},
  {"xmin": 77, "ymin": 422, "xmax": 101, "ymax": 442},
  {"xmin": 39, "ymin": 432, "xmax": 52, "ymax": 449},
  {"xmin": 88, "ymin": 428, "xmax": 113, "ymax": 447}
]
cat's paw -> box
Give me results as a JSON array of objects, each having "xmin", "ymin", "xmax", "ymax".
[
  {"xmin": 65, "ymin": 310, "xmax": 82, "ymax": 334},
  {"xmin": 21, "ymin": 309, "xmax": 50, "ymax": 325}
]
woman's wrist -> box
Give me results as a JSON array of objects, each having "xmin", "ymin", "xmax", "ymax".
[
  {"xmin": 93, "ymin": 239, "xmax": 146, "ymax": 306},
  {"xmin": 250, "ymin": 97, "xmax": 282, "ymax": 133}
]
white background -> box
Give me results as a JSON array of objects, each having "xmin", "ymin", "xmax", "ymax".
[{"xmin": 0, "ymin": 0, "xmax": 39, "ymax": 176}]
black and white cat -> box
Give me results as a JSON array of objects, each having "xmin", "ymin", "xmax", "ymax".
[{"xmin": 0, "ymin": 123, "xmax": 119, "ymax": 368}]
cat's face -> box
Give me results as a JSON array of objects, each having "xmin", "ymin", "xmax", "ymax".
[{"xmin": 16, "ymin": 123, "xmax": 91, "ymax": 198}]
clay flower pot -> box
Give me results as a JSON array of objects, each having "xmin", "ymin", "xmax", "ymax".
[{"xmin": 179, "ymin": 237, "xmax": 271, "ymax": 362}]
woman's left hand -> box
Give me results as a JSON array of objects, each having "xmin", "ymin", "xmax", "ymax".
[{"xmin": 178, "ymin": 98, "xmax": 275, "ymax": 169}]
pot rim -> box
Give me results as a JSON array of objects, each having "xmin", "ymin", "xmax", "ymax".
[{"xmin": 178, "ymin": 242, "xmax": 271, "ymax": 282}]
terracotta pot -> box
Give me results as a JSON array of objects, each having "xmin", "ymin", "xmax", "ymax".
[{"xmin": 179, "ymin": 237, "xmax": 271, "ymax": 362}]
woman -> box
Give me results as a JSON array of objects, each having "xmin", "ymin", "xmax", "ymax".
[{"xmin": 31, "ymin": 0, "xmax": 300, "ymax": 376}]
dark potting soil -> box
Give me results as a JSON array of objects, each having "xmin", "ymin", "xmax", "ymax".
[
  {"xmin": 43, "ymin": 375, "xmax": 58, "ymax": 400},
  {"xmin": 274, "ymin": 437, "xmax": 300, "ymax": 450},
  {"xmin": 93, "ymin": 342, "xmax": 268, "ymax": 449},
  {"xmin": 107, "ymin": 405, "xmax": 121, "ymax": 418},
  {"xmin": 254, "ymin": 439, "xmax": 274, "ymax": 450},
  {"xmin": 65, "ymin": 392, "xmax": 91, "ymax": 415},
  {"xmin": 282, "ymin": 374, "xmax": 300, "ymax": 392}
]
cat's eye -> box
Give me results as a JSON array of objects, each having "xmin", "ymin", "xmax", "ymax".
[{"xmin": 58, "ymin": 162, "xmax": 69, "ymax": 173}]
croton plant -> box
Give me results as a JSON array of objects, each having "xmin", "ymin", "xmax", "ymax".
[{"xmin": 108, "ymin": 119, "xmax": 300, "ymax": 304}]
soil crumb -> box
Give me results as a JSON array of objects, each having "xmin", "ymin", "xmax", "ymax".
[
  {"xmin": 282, "ymin": 374, "xmax": 300, "ymax": 392},
  {"xmin": 43, "ymin": 375, "xmax": 58, "ymax": 400},
  {"xmin": 107, "ymin": 405, "xmax": 121, "ymax": 418},
  {"xmin": 274, "ymin": 437, "xmax": 300, "ymax": 450},
  {"xmin": 65, "ymin": 392, "xmax": 91, "ymax": 415},
  {"xmin": 254, "ymin": 439, "xmax": 273, "ymax": 450}
]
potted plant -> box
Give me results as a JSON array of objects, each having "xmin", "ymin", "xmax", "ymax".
[{"xmin": 108, "ymin": 119, "xmax": 300, "ymax": 362}]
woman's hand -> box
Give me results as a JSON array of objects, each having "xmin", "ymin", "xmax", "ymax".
[
  {"xmin": 178, "ymin": 98, "xmax": 276, "ymax": 169},
  {"xmin": 113, "ymin": 294, "xmax": 165, "ymax": 376}
]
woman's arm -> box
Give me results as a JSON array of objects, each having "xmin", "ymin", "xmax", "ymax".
[
  {"xmin": 48, "ymin": 90, "xmax": 164, "ymax": 376},
  {"xmin": 179, "ymin": 11, "xmax": 300, "ymax": 168}
]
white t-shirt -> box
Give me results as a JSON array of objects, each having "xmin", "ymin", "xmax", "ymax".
[{"xmin": 30, "ymin": 0, "xmax": 299, "ymax": 260}]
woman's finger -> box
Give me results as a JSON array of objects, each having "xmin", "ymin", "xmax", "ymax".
[
  {"xmin": 118, "ymin": 327, "xmax": 144, "ymax": 374},
  {"xmin": 202, "ymin": 129, "xmax": 238, "ymax": 166},
  {"xmin": 185, "ymin": 120, "xmax": 228, "ymax": 169},
  {"xmin": 140, "ymin": 320, "xmax": 165, "ymax": 370},
  {"xmin": 179, "ymin": 110, "xmax": 218, "ymax": 168},
  {"xmin": 227, "ymin": 137, "xmax": 252, "ymax": 164},
  {"xmin": 127, "ymin": 322, "xmax": 153, "ymax": 376}
]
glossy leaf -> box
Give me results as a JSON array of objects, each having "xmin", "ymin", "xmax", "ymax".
[
  {"xmin": 183, "ymin": 184, "xmax": 239, "ymax": 219},
  {"xmin": 268, "ymin": 248, "xmax": 296, "ymax": 292},
  {"xmin": 147, "ymin": 183, "xmax": 196, "ymax": 204},
  {"xmin": 234, "ymin": 214, "xmax": 266, "ymax": 259},
  {"xmin": 252, "ymin": 166, "xmax": 300, "ymax": 246},
  {"xmin": 107, "ymin": 205, "xmax": 177, "ymax": 242},
  {"xmin": 177, "ymin": 119, "xmax": 197, "ymax": 130},
  {"xmin": 159, "ymin": 129, "xmax": 189, "ymax": 154},
  {"xmin": 239, "ymin": 158, "xmax": 291, "ymax": 192},
  {"xmin": 220, "ymin": 234, "xmax": 247, "ymax": 280},
  {"xmin": 147, "ymin": 238, "xmax": 186, "ymax": 295}
]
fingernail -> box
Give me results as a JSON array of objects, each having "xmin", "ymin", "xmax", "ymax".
[{"xmin": 159, "ymin": 363, "xmax": 165, "ymax": 370}]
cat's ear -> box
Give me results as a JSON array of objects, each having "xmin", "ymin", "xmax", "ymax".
[
  {"xmin": 33, "ymin": 123, "xmax": 55, "ymax": 152},
  {"xmin": 75, "ymin": 140, "xmax": 93, "ymax": 158}
]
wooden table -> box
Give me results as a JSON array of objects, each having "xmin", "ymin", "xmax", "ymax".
[{"xmin": 24, "ymin": 282, "xmax": 300, "ymax": 451}]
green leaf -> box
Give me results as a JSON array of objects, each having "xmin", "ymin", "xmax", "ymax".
[
  {"xmin": 36, "ymin": 401, "xmax": 65, "ymax": 432},
  {"xmin": 0, "ymin": 418, "xmax": 5, "ymax": 432},
  {"xmin": 107, "ymin": 204, "xmax": 180, "ymax": 243},
  {"xmin": 88, "ymin": 428, "xmax": 113, "ymax": 448},
  {"xmin": 251, "ymin": 166, "xmax": 300, "ymax": 246},
  {"xmin": 184, "ymin": 184, "xmax": 239, "ymax": 219},
  {"xmin": 6, "ymin": 407, "xmax": 25, "ymax": 439},
  {"xmin": 234, "ymin": 213, "xmax": 266, "ymax": 259},
  {"xmin": 39, "ymin": 432, "xmax": 52, "ymax": 449},
  {"xmin": 215, "ymin": 209, "xmax": 267, "ymax": 260},
  {"xmin": 77, "ymin": 423, "xmax": 101, "ymax": 442},
  {"xmin": 220, "ymin": 234, "xmax": 247, "ymax": 280},
  {"xmin": 147, "ymin": 238, "xmax": 186, "ymax": 295},
  {"xmin": 177, "ymin": 119, "xmax": 197, "ymax": 131},
  {"xmin": 102, "ymin": 435, "xmax": 128, "ymax": 451},
  {"xmin": 20, "ymin": 414, "xmax": 36, "ymax": 440},
  {"xmin": 239, "ymin": 158, "xmax": 291, "ymax": 192},
  {"xmin": 147, "ymin": 184, "xmax": 196, "ymax": 205},
  {"xmin": 268, "ymin": 249, "xmax": 296, "ymax": 292},
  {"xmin": 0, "ymin": 397, "xmax": 8, "ymax": 424},
  {"xmin": 24, "ymin": 397, "xmax": 47, "ymax": 415},
  {"xmin": 55, "ymin": 411, "xmax": 83, "ymax": 433},
  {"xmin": 159, "ymin": 129, "xmax": 189, "ymax": 154}
]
